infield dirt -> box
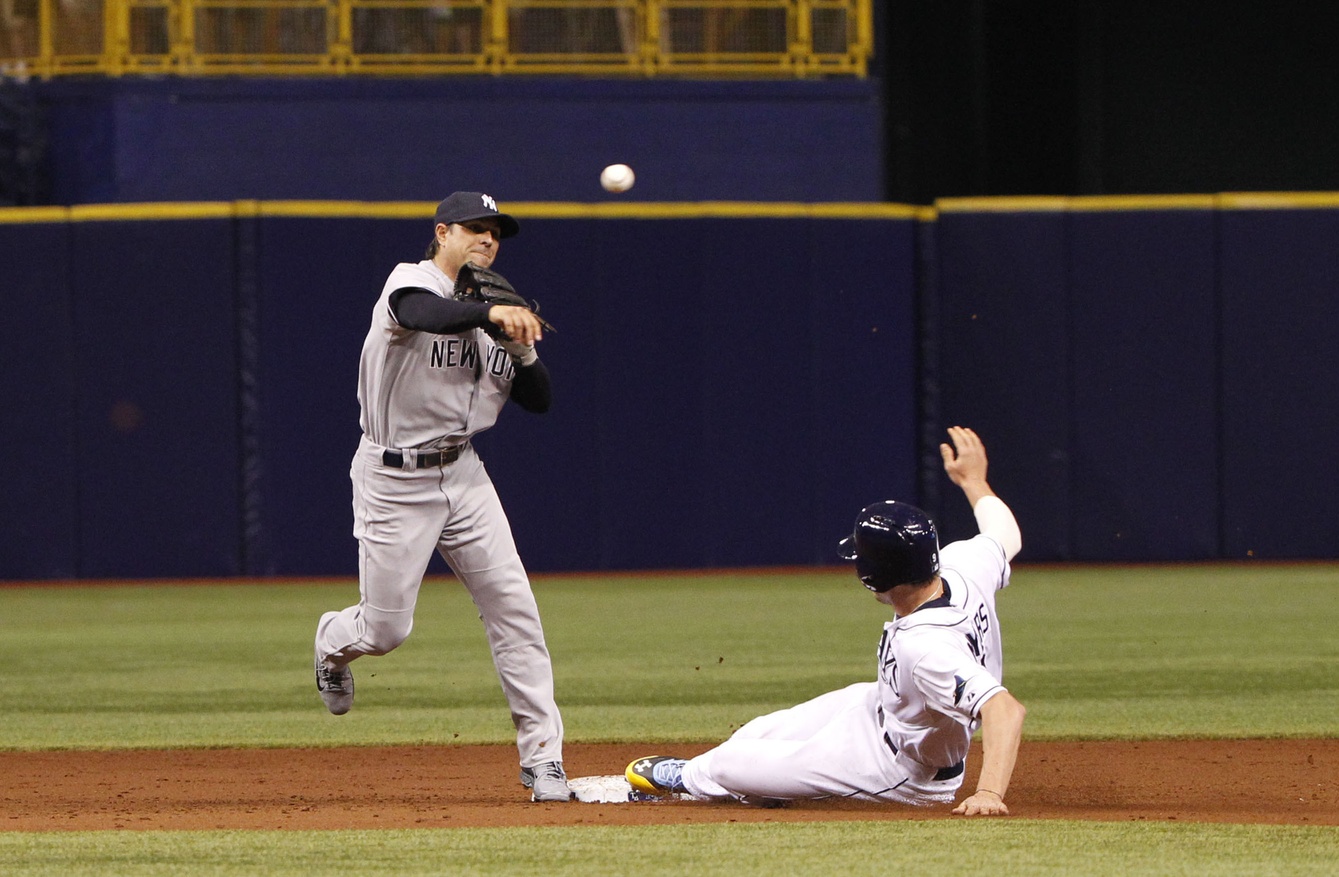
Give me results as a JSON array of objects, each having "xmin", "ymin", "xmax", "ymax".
[{"xmin": 2, "ymin": 739, "xmax": 1334, "ymax": 831}]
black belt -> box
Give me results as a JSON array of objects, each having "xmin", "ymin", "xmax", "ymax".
[
  {"xmin": 382, "ymin": 446, "xmax": 462, "ymax": 469},
  {"xmin": 882, "ymin": 731, "xmax": 965, "ymax": 782}
]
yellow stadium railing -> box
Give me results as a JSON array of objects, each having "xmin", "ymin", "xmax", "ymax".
[{"xmin": 0, "ymin": 0, "xmax": 872, "ymax": 78}]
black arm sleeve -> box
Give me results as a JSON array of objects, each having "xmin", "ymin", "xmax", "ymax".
[
  {"xmin": 389, "ymin": 287, "xmax": 493, "ymax": 333},
  {"xmin": 509, "ymin": 359, "xmax": 552, "ymax": 413}
]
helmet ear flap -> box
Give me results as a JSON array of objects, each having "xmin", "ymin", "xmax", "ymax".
[{"xmin": 838, "ymin": 501, "xmax": 940, "ymax": 592}]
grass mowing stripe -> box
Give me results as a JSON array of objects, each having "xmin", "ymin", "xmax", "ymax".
[
  {"xmin": 0, "ymin": 705, "xmax": 774, "ymax": 750},
  {"xmin": 0, "ymin": 822, "xmax": 1335, "ymax": 876},
  {"xmin": 0, "ymin": 565, "xmax": 1336, "ymax": 751}
]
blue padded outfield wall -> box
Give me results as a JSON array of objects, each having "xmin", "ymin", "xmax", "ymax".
[
  {"xmin": 927, "ymin": 200, "xmax": 1222, "ymax": 562},
  {"xmin": 2, "ymin": 195, "xmax": 1338, "ymax": 580},
  {"xmin": 924, "ymin": 194, "xmax": 1339, "ymax": 563},
  {"xmin": 0, "ymin": 202, "xmax": 919, "ymax": 579},
  {"xmin": 33, "ymin": 78, "xmax": 884, "ymax": 205}
]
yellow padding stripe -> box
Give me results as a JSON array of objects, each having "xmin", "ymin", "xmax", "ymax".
[
  {"xmin": 937, "ymin": 195, "xmax": 1220, "ymax": 213},
  {"xmin": 1, "ymin": 195, "xmax": 1337, "ymax": 224},
  {"xmin": 0, "ymin": 206, "xmax": 70, "ymax": 224},
  {"xmin": 505, "ymin": 201, "xmax": 925, "ymax": 220},
  {"xmin": 937, "ymin": 196, "xmax": 1071, "ymax": 213},
  {"xmin": 1219, "ymin": 191, "xmax": 1339, "ymax": 209},
  {"xmin": 257, "ymin": 201, "xmax": 434, "ymax": 218},
  {"xmin": 258, "ymin": 201, "xmax": 926, "ymax": 220},
  {"xmin": 1068, "ymin": 194, "xmax": 1218, "ymax": 211},
  {"xmin": 69, "ymin": 202, "xmax": 238, "ymax": 221},
  {"xmin": 6, "ymin": 200, "xmax": 926, "ymax": 223}
]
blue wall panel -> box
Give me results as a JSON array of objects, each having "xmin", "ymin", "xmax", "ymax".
[
  {"xmin": 471, "ymin": 218, "xmax": 606, "ymax": 573},
  {"xmin": 248, "ymin": 214, "xmax": 916, "ymax": 575},
  {"xmin": 37, "ymin": 79, "xmax": 883, "ymax": 205},
  {"xmin": 1066, "ymin": 209, "xmax": 1219, "ymax": 559},
  {"xmin": 0, "ymin": 222, "xmax": 78, "ymax": 578},
  {"xmin": 805, "ymin": 219, "xmax": 919, "ymax": 562},
  {"xmin": 931, "ymin": 210, "xmax": 1071, "ymax": 555},
  {"xmin": 68, "ymin": 219, "xmax": 242, "ymax": 577},
  {"xmin": 697, "ymin": 219, "xmax": 826, "ymax": 566},
  {"xmin": 573, "ymin": 219, "xmax": 718, "ymax": 569},
  {"xmin": 252, "ymin": 216, "xmax": 413, "ymax": 575},
  {"xmin": 3, "ymin": 202, "xmax": 1337, "ymax": 580},
  {"xmin": 485, "ymin": 217, "xmax": 916, "ymax": 571},
  {"xmin": 1219, "ymin": 209, "xmax": 1339, "ymax": 558},
  {"xmin": 692, "ymin": 218, "xmax": 909, "ymax": 567}
]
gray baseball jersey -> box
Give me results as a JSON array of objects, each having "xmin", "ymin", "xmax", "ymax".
[
  {"xmin": 316, "ymin": 252, "xmax": 564, "ymax": 772},
  {"xmin": 359, "ymin": 259, "xmax": 519, "ymax": 450}
]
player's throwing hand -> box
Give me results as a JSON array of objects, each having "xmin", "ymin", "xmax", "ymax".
[
  {"xmin": 940, "ymin": 425, "xmax": 1001, "ymax": 510},
  {"xmin": 489, "ymin": 305, "xmax": 544, "ymax": 345},
  {"xmin": 939, "ymin": 425, "xmax": 989, "ymax": 487}
]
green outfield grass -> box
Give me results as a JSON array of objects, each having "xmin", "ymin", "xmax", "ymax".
[
  {"xmin": 1, "ymin": 564, "xmax": 1335, "ymax": 749},
  {"xmin": 1, "ymin": 563, "xmax": 1336, "ymax": 875},
  {"xmin": 1, "ymin": 821, "xmax": 1335, "ymax": 876}
]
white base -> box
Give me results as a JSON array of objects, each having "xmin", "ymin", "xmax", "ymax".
[{"xmin": 567, "ymin": 775, "xmax": 695, "ymax": 803}]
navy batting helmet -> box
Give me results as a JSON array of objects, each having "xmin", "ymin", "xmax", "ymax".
[{"xmin": 836, "ymin": 501, "xmax": 941, "ymax": 592}]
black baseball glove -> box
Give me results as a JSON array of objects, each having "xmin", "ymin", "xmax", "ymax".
[{"xmin": 453, "ymin": 262, "xmax": 556, "ymax": 338}]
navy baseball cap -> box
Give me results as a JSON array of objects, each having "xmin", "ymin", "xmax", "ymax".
[{"xmin": 433, "ymin": 191, "xmax": 520, "ymax": 238}]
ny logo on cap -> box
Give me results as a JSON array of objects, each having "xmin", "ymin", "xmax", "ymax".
[{"xmin": 482, "ymin": 194, "xmax": 498, "ymax": 211}]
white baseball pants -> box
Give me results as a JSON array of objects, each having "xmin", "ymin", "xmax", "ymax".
[{"xmin": 681, "ymin": 682, "xmax": 958, "ymax": 805}]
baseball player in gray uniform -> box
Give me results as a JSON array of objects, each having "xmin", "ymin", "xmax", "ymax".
[
  {"xmin": 314, "ymin": 191, "xmax": 572, "ymax": 802},
  {"xmin": 627, "ymin": 427, "xmax": 1027, "ymax": 815}
]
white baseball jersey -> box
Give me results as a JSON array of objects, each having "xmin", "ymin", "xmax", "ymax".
[
  {"xmin": 875, "ymin": 533, "xmax": 1010, "ymax": 779},
  {"xmin": 358, "ymin": 259, "xmax": 519, "ymax": 450},
  {"xmin": 681, "ymin": 533, "xmax": 1011, "ymax": 805}
]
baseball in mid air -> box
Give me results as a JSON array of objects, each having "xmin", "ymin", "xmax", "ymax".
[{"xmin": 600, "ymin": 163, "xmax": 635, "ymax": 193}]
